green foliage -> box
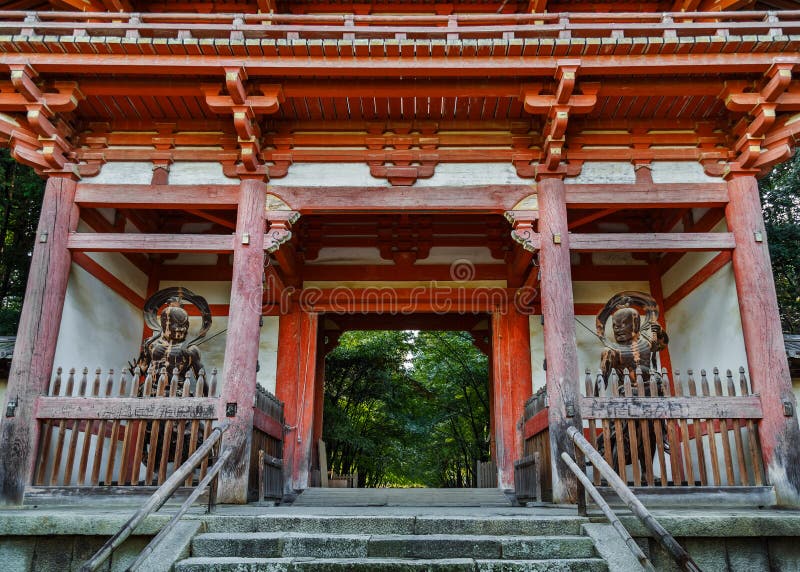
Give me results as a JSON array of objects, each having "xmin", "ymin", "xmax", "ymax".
[
  {"xmin": 759, "ymin": 151, "xmax": 800, "ymax": 333},
  {"xmin": 322, "ymin": 330, "xmax": 489, "ymax": 488},
  {"xmin": 0, "ymin": 149, "xmax": 44, "ymax": 335}
]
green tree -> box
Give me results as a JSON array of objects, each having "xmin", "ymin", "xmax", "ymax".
[
  {"xmin": 0, "ymin": 149, "xmax": 44, "ymax": 335},
  {"xmin": 322, "ymin": 329, "xmax": 490, "ymax": 488},
  {"xmin": 759, "ymin": 151, "xmax": 800, "ymax": 333},
  {"xmin": 323, "ymin": 330, "xmax": 422, "ymax": 487},
  {"xmin": 410, "ymin": 331, "xmax": 490, "ymax": 488}
]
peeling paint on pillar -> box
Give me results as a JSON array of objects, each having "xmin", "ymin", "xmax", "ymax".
[
  {"xmin": 216, "ymin": 178, "xmax": 267, "ymax": 504},
  {"xmin": 538, "ymin": 175, "xmax": 582, "ymax": 504},
  {"xmin": 726, "ymin": 173, "xmax": 800, "ymax": 507},
  {"xmin": 0, "ymin": 175, "xmax": 79, "ymax": 505}
]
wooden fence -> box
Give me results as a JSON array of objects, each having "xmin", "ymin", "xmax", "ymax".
[
  {"xmin": 581, "ymin": 367, "xmax": 765, "ymax": 489},
  {"xmin": 514, "ymin": 453, "xmax": 541, "ymax": 503},
  {"xmin": 250, "ymin": 384, "xmax": 285, "ymax": 501},
  {"xmin": 32, "ymin": 365, "xmax": 219, "ymax": 490},
  {"xmin": 522, "ymin": 387, "xmax": 552, "ymax": 501}
]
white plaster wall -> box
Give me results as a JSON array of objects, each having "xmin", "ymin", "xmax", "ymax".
[
  {"xmin": 52, "ymin": 264, "xmax": 143, "ymax": 384},
  {"xmin": 529, "ymin": 315, "xmax": 545, "ymax": 392},
  {"xmin": 661, "ymin": 218, "xmax": 730, "ymax": 298},
  {"xmin": 794, "ymin": 378, "xmax": 800, "ymax": 428},
  {"xmin": 81, "ymin": 161, "xmax": 154, "ymax": 185},
  {"xmin": 258, "ymin": 316, "xmax": 280, "ymax": 394},
  {"xmin": 421, "ymin": 163, "xmax": 530, "ymax": 186},
  {"xmin": 665, "ymin": 263, "xmax": 748, "ymax": 375},
  {"xmin": 573, "ymin": 281, "xmax": 651, "ymax": 304},
  {"xmin": 87, "ymin": 252, "xmax": 148, "ymax": 298},
  {"xmin": 650, "ymin": 161, "xmax": 722, "ymax": 184},
  {"xmin": 157, "ymin": 280, "xmax": 232, "ymax": 304},
  {"xmin": 307, "ymin": 247, "xmax": 391, "ymax": 266},
  {"xmin": 565, "ymin": 161, "xmax": 635, "ymax": 185},
  {"xmin": 169, "ymin": 162, "xmax": 238, "ymax": 185},
  {"xmin": 279, "ymin": 163, "xmax": 380, "ymax": 186}
]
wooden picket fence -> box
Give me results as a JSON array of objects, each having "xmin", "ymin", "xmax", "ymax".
[
  {"xmin": 251, "ymin": 384, "xmax": 285, "ymax": 501},
  {"xmin": 32, "ymin": 365, "xmax": 219, "ymax": 489},
  {"xmin": 581, "ymin": 366, "xmax": 765, "ymax": 489}
]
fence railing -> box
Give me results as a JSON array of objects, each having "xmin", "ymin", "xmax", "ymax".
[
  {"xmin": 513, "ymin": 453, "xmax": 541, "ymax": 503},
  {"xmin": 476, "ymin": 460, "xmax": 498, "ymax": 488},
  {"xmin": 522, "ymin": 387, "xmax": 551, "ymax": 501},
  {"xmin": 581, "ymin": 366, "xmax": 765, "ymax": 489},
  {"xmin": 33, "ymin": 365, "xmax": 219, "ymax": 489},
  {"xmin": 250, "ymin": 383, "xmax": 285, "ymax": 501},
  {"xmin": 0, "ymin": 10, "xmax": 797, "ymax": 44}
]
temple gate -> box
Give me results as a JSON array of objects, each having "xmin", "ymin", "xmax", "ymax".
[{"xmin": 0, "ymin": 1, "xmax": 798, "ymax": 511}]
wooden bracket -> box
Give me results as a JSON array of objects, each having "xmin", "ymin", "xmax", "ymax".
[
  {"xmin": 522, "ymin": 63, "xmax": 598, "ymax": 173},
  {"xmin": 722, "ymin": 63, "xmax": 796, "ymax": 174},
  {"xmin": 266, "ymin": 210, "xmax": 301, "ymax": 286},
  {"xmin": 203, "ymin": 73, "xmax": 283, "ymax": 171}
]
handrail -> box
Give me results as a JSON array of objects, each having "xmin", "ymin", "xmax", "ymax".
[
  {"xmin": 561, "ymin": 452, "xmax": 655, "ymax": 571},
  {"xmin": 567, "ymin": 425, "xmax": 702, "ymax": 572},
  {"xmin": 79, "ymin": 420, "xmax": 231, "ymax": 572},
  {"xmin": 126, "ymin": 446, "xmax": 233, "ymax": 572},
  {"xmin": 0, "ymin": 9, "xmax": 797, "ymax": 42}
]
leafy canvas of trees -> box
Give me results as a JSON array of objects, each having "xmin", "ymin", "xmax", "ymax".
[
  {"xmin": 0, "ymin": 150, "xmax": 44, "ymax": 336},
  {"xmin": 322, "ymin": 330, "xmax": 490, "ymax": 488}
]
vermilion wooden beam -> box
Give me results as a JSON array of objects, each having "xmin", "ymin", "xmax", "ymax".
[
  {"xmin": 75, "ymin": 184, "xmax": 240, "ymax": 210},
  {"xmin": 10, "ymin": 52, "xmax": 795, "ymax": 79},
  {"xmin": 569, "ymin": 232, "xmax": 735, "ymax": 252},
  {"xmin": 66, "ymin": 233, "xmax": 236, "ymax": 253},
  {"xmin": 268, "ymin": 183, "xmax": 729, "ymax": 214},
  {"xmin": 303, "ymin": 264, "xmax": 507, "ymax": 282},
  {"xmin": 297, "ymin": 287, "xmax": 514, "ymax": 313},
  {"xmin": 568, "ymin": 208, "xmax": 620, "ymax": 230}
]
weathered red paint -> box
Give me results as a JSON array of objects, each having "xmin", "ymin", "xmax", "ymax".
[
  {"xmin": 275, "ymin": 308, "xmax": 320, "ymax": 491},
  {"xmin": 0, "ymin": 174, "xmax": 79, "ymax": 505},
  {"xmin": 538, "ymin": 174, "xmax": 582, "ymax": 504},
  {"xmin": 491, "ymin": 306, "xmax": 532, "ymax": 490},
  {"xmin": 217, "ymin": 178, "xmax": 267, "ymax": 504},
  {"xmin": 726, "ymin": 173, "xmax": 800, "ymax": 505}
]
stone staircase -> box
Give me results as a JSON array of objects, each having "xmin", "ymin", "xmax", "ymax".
[
  {"xmin": 292, "ymin": 487, "xmax": 514, "ymax": 507},
  {"xmin": 175, "ymin": 512, "xmax": 608, "ymax": 571}
]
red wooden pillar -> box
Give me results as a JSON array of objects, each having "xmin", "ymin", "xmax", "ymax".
[
  {"xmin": 0, "ymin": 173, "xmax": 79, "ymax": 505},
  {"xmin": 311, "ymin": 326, "xmax": 326, "ymax": 474},
  {"xmin": 491, "ymin": 306, "xmax": 531, "ymax": 489},
  {"xmin": 275, "ymin": 308, "xmax": 319, "ymax": 492},
  {"xmin": 538, "ymin": 174, "xmax": 581, "ymax": 504},
  {"xmin": 726, "ymin": 172, "xmax": 800, "ymax": 506},
  {"xmin": 217, "ymin": 177, "xmax": 267, "ymax": 504}
]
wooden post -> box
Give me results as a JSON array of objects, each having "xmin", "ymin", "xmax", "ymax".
[
  {"xmin": 275, "ymin": 308, "xmax": 319, "ymax": 492},
  {"xmin": 311, "ymin": 327, "xmax": 326, "ymax": 461},
  {"xmin": 216, "ymin": 177, "xmax": 267, "ymax": 504},
  {"xmin": 538, "ymin": 173, "xmax": 582, "ymax": 504},
  {"xmin": 726, "ymin": 172, "xmax": 800, "ymax": 506},
  {"xmin": 0, "ymin": 173, "xmax": 79, "ymax": 505},
  {"xmin": 491, "ymin": 306, "xmax": 532, "ymax": 490}
]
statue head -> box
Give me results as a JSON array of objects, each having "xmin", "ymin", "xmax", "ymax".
[
  {"xmin": 611, "ymin": 307, "xmax": 640, "ymax": 344},
  {"xmin": 160, "ymin": 305, "xmax": 190, "ymax": 343}
]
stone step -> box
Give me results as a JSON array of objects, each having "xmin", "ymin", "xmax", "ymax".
[
  {"xmin": 176, "ymin": 557, "xmax": 608, "ymax": 571},
  {"xmin": 202, "ymin": 515, "xmax": 587, "ymax": 536},
  {"xmin": 192, "ymin": 532, "xmax": 598, "ymax": 560},
  {"xmin": 292, "ymin": 488, "xmax": 513, "ymax": 508}
]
